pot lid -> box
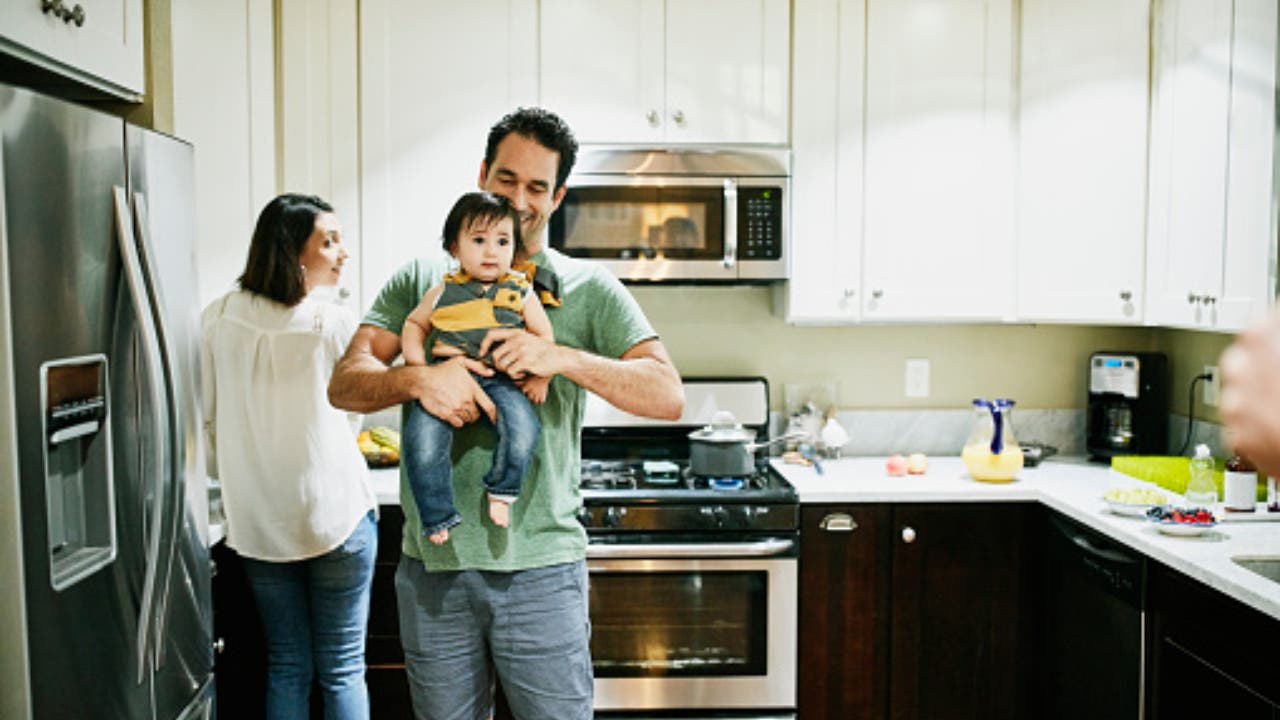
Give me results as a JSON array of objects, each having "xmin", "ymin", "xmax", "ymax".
[{"xmin": 688, "ymin": 410, "xmax": 755, "ymax": 443}]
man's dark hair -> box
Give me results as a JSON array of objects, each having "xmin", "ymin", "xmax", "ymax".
[
  {"xmin": 238, "ymin": 193, "xmax": 334, "ymax": 307},
  {"xmin": 442, "ymin": 192, "xmax": 524, "ymax": 256},
  {"xmin": 484, "ymin": 107, "xmax": 579, "ymax": 191}
]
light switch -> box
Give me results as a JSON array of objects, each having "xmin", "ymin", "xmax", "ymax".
[{"xmin": 905, "ymin": 358, "xmax": 930, "ymax": 398}]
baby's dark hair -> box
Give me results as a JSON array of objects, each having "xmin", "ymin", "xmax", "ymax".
[{"xmin": 441, "ymin": 192, "xmax": 523, "ymax": 254}]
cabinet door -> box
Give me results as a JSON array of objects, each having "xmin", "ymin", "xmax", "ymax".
[
  {"xmin": 539, "ymin": 0, "xmax": 664, "ymax": 144},
  {"xmin": 664, "ymin": 0, "xmax": 789, "ymax": 144},
  {"xmin": 1016, "ymin": 0, "xmax": 1149, "ymax": 323},
  {"xmin": 1217, "ymin": 0, "xmax": 1279, "ymax": 331},
  {"xmin": 0, "ymin": 0, "xmax": 143, "ymax": 98},
  {"xmin": 1145, "ymin": 0, "xmax": 1233, "ymax": 329},
  {"xmin": 889, "ymin": 504, "xmax": 1034, "ymax": 720},
  {"xmin": 360, "ymin": 0, "xmax": 538, "ymax": 306},
  {"xmin": 797, "ymin": 505, "xmax": 890, "ymax": 719},
  {"xmin": 785, "ymin": 0, "xmax": 864, "ymax": 323},
  {"xmin": 861, "ymin": 0, "xmax": 1015, "ymax": 321}
]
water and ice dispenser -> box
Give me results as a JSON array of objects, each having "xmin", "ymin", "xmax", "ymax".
[{"xmin": 40, "ymin": 355, "xmax": 115, "ymax": 590}]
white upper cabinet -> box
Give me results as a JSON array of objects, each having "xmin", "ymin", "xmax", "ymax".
[
  {"xmin": 859, "ymin": 0, "xmax": 1015, "ymax": 322},
  {"xmin": 0, "ymin": 0, "xmax": 143, "ymax": 99},
  {"xmin": 1146, "ymin": 0, "xmax": 1277, "ymax": 332},
  {"xmin": 539, "ymin": 0, "xmax": 789, "ymax": 145},
  {"xmin": 360, "ymin": 0, "xmax": 538, "ymax": 309},
  {"xmin": 1016, "ymin": 0, "xmax": 1149, "ymax": 324}
]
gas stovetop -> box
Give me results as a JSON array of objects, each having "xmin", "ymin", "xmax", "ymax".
[{"xmin": 579, "ymin": 459, "xmax": 795, "ymax": 503}]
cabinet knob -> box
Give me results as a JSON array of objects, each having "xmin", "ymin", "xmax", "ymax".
[
  {"xmin": 901, "ymin": 526, "xmax": 916, "ymax": 543},
  {"xmin": 213, "ymin": 638, "xmax": 225, "ymax": 655},
  {"xmin": 819, "ymin": 513, "xmax": 857, "ymax": 532},
  {"xmin": 1187, "ymin": 292, "xmax": 1201, "ymax": 305},
  {"xmin": 1119, "ymin": 290, "xmax": 1132, "ymax": 302},
  {"xmin": 41, "ymin": 0, "xmax": 59, "ymax": 15},
  {"xmin": 69, "ymin": 4, "xmax": 85, "ymax": 26},
  {"xmin": 871, "ymin": 289, "xmax": 883, "ymax": 300},
  {"xmin": 645, "ymin": 110, "xmax": 659, "ymax": 127},
  {"xmin": 842, "ymin": 288, "xmax": 856, "ymax": 299},
  {"xmin": 1204, "ymin": 295, "xmax": 1217, "ymax": 306},
  {"xmin": 672, "ymin": 110, "xmax": 686, "ymax": 127}
]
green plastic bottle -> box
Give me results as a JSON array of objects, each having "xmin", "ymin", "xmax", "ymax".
[{"xmin": 1185, "ymin": 444, "xmax": 1217, "ymax": 506}]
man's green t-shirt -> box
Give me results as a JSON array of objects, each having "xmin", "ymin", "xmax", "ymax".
[{"xmin": 363, "ymin": 247, "xmax": 657, "ymax": 571}]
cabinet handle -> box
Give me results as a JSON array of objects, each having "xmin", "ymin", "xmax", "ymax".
[
  {"xmin": 819, "ymin": 513, "xmax": 857, "ymax": 532},
  {"xmin": 1187, "ymin": 292, "xmax": 1201, "ymax": 305},
  {"xmin": 645, "ymin": 110, "xmax": 659, "ymax": 127},
  {"xmin": 842, "ymin": 288, "xmax": 856, "ymax": 299},
  {"xmin": 213, "ymin": 638, "xmax": 225, "ymax": 655},
  {"xmin": 672, "ymin": 109, "xmax": 686, "ymax": 127},
  {"xmin": 871, "ymin": 289, "xmax": 883, "ymax": 299},
  {"xmin": 901, "ymin": 526, "xmax": 916, "ymax": 543},
  {"xmin": 1204, "ymin": 295, "xmax": 1217, "ymax": 305},
  {"xmin": 1119, "ymin": 290, "xmax": 1132, "ymax": 302},
  {"xmin": 69, "ymin": 4, "xmax": 85, "ymax": 26},
  {"xmin": 40, "ymin": 0, "xmax": 59, "ymax": 14}
]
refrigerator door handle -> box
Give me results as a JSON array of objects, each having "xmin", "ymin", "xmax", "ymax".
[
  {"xmin": 113, "ymin": 186, "xmax": 168, "ymax": 686},
  {"xmin": 129, "ymin": 190, "xmax": 184, "ymax": 670}
]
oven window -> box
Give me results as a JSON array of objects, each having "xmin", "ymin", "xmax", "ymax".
[
  {"xmin": 552, "ymin": 186, "xmax": 724, "ymax": 260},
  {"xmin": 588, "ymin": 570, "xmax": 768, "ymax": 678}
]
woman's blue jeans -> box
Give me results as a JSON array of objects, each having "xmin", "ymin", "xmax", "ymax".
[
  {"xmin": 241, "ymin": 510, "xmax": 377, "ymax": 720},
  {"xmin": 402, "ymin": 373, "xmax": 541, "ymax": 534}
]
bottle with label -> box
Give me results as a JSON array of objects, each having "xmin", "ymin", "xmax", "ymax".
[
  {"xmin": 1269, "ymin": 476, "xmax": 1279, "ymax": 512},
  {"xmin": 1223, "ymin": 453, "xmax": 1258, "ymax": 512},
  {"xmin": 1185, "ymin": 444, "xmax": 1218, "ymax": 506}
]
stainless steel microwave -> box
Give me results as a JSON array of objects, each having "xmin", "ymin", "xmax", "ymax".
[{"xmin": 549, "ymin": 147, "xmax": 790, "ymax": 282}]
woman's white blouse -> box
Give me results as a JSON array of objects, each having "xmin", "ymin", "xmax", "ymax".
[{"xmin": 201, "ymin": 289, "xmax": 376, "ymax": 561}]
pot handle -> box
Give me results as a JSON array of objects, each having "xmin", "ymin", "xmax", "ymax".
[{"xmin": 746, "ymin": 430, "xmax": 809, "ymax": 453}]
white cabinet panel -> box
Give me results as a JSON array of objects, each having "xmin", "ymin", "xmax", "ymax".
[
  {"xmin": 1146, "ymin": 0, "xmax": 1276, "ymax": 332},
  {"xmin": 361, "ymin": 0, "xmax": 537, "ymax": 310},
  {"xmin": 539, "ymin": 0, "xmax": 664, "ymax": 143},
  {"xmin": 0, "ymin": 0, "xmax": 143, "ymax": 99},
  {"xmin": 539, "ymin": 0, "xmax": 788, "ymax": 145},
  {"xmin": 1016, "ymin": 0, "xmax": 1149, "ymax": 323},
  {"xmin": 861, "ymin": 0, "xmax": 1014, "ymax": 321}
]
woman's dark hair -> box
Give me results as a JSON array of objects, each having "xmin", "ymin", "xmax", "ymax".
[
  {"xmin": 442, "ymin": 192, "xmax": 523, "ymax": 255},
  {"xmin": 484, "ymin": 107, "xmax": 579, "ymax": 191},
  {"xmin": 238, "ymin": 193, "xmax": 334, "ymax": 306}
]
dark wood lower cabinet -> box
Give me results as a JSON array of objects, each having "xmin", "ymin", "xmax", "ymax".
[
  {"xmin": 211, "ymin": 505, "xmax": 413, "ymax": 719},
  {"xmin": 1147, "ymin": 561, "xmax": 1280, "ymax": 719},
  {"xmin": 798, "ymin": 503, "xmax": 1036, "ymax": 720}
]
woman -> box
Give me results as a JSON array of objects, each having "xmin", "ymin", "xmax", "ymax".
[{"xmin": 201, "ymin": 193, "xmax": 377, "ymax": 720}]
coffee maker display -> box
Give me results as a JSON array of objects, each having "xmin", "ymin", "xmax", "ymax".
[{"xmin": 1087, "ymin": 352, "xmax": 1168, "ymax": 460}]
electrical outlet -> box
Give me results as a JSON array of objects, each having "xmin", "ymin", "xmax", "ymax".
[
  {"xmin": 905, "ymin": 358, "xmax": 930, "ymax": 398},
  {"xmin": 1203, "ymin": 365, "xmax": 1220, "ymax": 406}
]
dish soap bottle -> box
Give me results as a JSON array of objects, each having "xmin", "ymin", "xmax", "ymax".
[{"xmin": 1185, "ymin": 444, "xmax": 1218, "ymax": 506}]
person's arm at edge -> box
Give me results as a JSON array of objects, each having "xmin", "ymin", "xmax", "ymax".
[{"xmin": 561, "ymin": 337, "xmax": 683, "ymax": 420}]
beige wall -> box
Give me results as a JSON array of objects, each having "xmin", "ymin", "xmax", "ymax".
[
  {"xmin": 633, "ymin": 285, "xmax": 1171, "ymax": 411},
  {"xmin": 1154, "ymin": 328, "xmax": 1237, "ymax": 423}
]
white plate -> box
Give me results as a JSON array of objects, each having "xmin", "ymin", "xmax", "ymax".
[
  {"xmin": 1103, "ymin": 498, "xmax": 1161, "ymax": 517},
  {"xmin": 1149, "ymin": 518, "xmax": 1217, "ymax": 536}
]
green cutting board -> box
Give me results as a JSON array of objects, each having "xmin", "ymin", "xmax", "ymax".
[{"xmin": 1111, "ymin": 455, "xmax": 1265, "ymax": 500}]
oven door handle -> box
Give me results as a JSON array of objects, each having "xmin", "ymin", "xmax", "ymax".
[{"xmin": 586, "ymin": 538, "xmax": 794, "ymax": 559}]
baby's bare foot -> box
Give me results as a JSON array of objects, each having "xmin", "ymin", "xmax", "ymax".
[
  {"xmin": 429, "ymin": 528, "xmax": 450, "ymax": 545},
  {"xmin": 489, "ymin": 499, "xmax": 510, "ymax": 528}
]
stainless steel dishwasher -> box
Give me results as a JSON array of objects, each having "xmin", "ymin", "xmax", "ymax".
[{"xmin": 1039, "ymin": 512, "xmax": 1147, "ymax": 719}]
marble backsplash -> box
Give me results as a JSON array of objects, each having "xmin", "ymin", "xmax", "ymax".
[{"xmin": 363, "ymin": 404, "xmax": 1226, "ymax": 459}]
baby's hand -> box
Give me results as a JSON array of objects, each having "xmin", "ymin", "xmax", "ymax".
[{"xmin": 520, "ymin": 375, "xmax": 550, "ymax": 404}]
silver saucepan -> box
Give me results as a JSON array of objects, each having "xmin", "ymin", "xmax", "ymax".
[{"xmin": 688, "ymin": 411, "xmax": 804, "ymax": 477}]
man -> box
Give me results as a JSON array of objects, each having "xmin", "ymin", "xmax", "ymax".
[
  {"xmin": 1221, "ymin": 309, "xmax": 1280, "ymax": 478},
  {"xmin": 328, "ymin": 108, "xmax": 684, "ymax": 720}
]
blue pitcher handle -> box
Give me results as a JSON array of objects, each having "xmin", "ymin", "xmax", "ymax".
[{"xmin": 989, "ymin": 404, "xmax": 1004, "ymax": 455}]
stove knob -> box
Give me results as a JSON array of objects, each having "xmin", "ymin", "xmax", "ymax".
[
  {"xmin": 575, "ymin": 507, "xmax": 594, "ymax": 528},
  {"xmin": 700, "ymin": 505, "xmax": 729, "ymax": 528},
  {"xmin": 603, "ymin": 507, "xmax": 626, "ymax": 528}
]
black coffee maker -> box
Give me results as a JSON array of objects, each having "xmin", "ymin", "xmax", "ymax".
[{"xmin": 1087, "ymin": 352, "xmax": 1168, "ymax": 460}]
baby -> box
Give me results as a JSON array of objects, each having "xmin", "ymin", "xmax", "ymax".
[{"xmin": 401, "ymin": 192, "xmax": 553, "ymax": 544}]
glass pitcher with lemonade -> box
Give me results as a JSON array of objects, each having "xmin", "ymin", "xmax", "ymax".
[{"xmin": 962, "ymin": 398, "xmax": 1024, "ymax": 482}]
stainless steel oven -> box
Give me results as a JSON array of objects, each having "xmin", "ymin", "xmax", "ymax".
[
  {"xmin": 578, "ymin": 378, "xmax": 798, "ymax": 718},
  {"xmin": 587, "ymin": 540, "xmax": 797, "ymax": 713},
  {"xmin": 550, "ymin": 147, "xmax": 789, "ymax": 283}
]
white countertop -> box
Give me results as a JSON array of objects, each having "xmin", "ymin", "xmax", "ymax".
[{"xmin": 772, "ymin": 455, "xmax": 1280, "ymax": 622}]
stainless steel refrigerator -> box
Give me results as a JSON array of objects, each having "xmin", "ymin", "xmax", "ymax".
[{"xmin": 0, "ymin": 82, "xmax": 214, "ymax": 719}]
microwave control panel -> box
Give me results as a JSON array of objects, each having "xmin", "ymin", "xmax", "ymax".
[{"xmin": 739, "ymin": 186, "xmax": 783, "ymax": 260}]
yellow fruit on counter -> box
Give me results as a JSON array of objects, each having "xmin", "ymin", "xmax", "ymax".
[{"xmin": 369, "ymin": 426, "xmax": 400, "ymax": 451}]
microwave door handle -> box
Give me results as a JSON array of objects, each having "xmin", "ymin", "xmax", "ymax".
[
  {"xmin": 114, "ymin": 186, "xmax": 166, "ymax": 686},
  {"xmin": 722, "ymin": 178, "xmax": 738, "ymax": 269}
]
